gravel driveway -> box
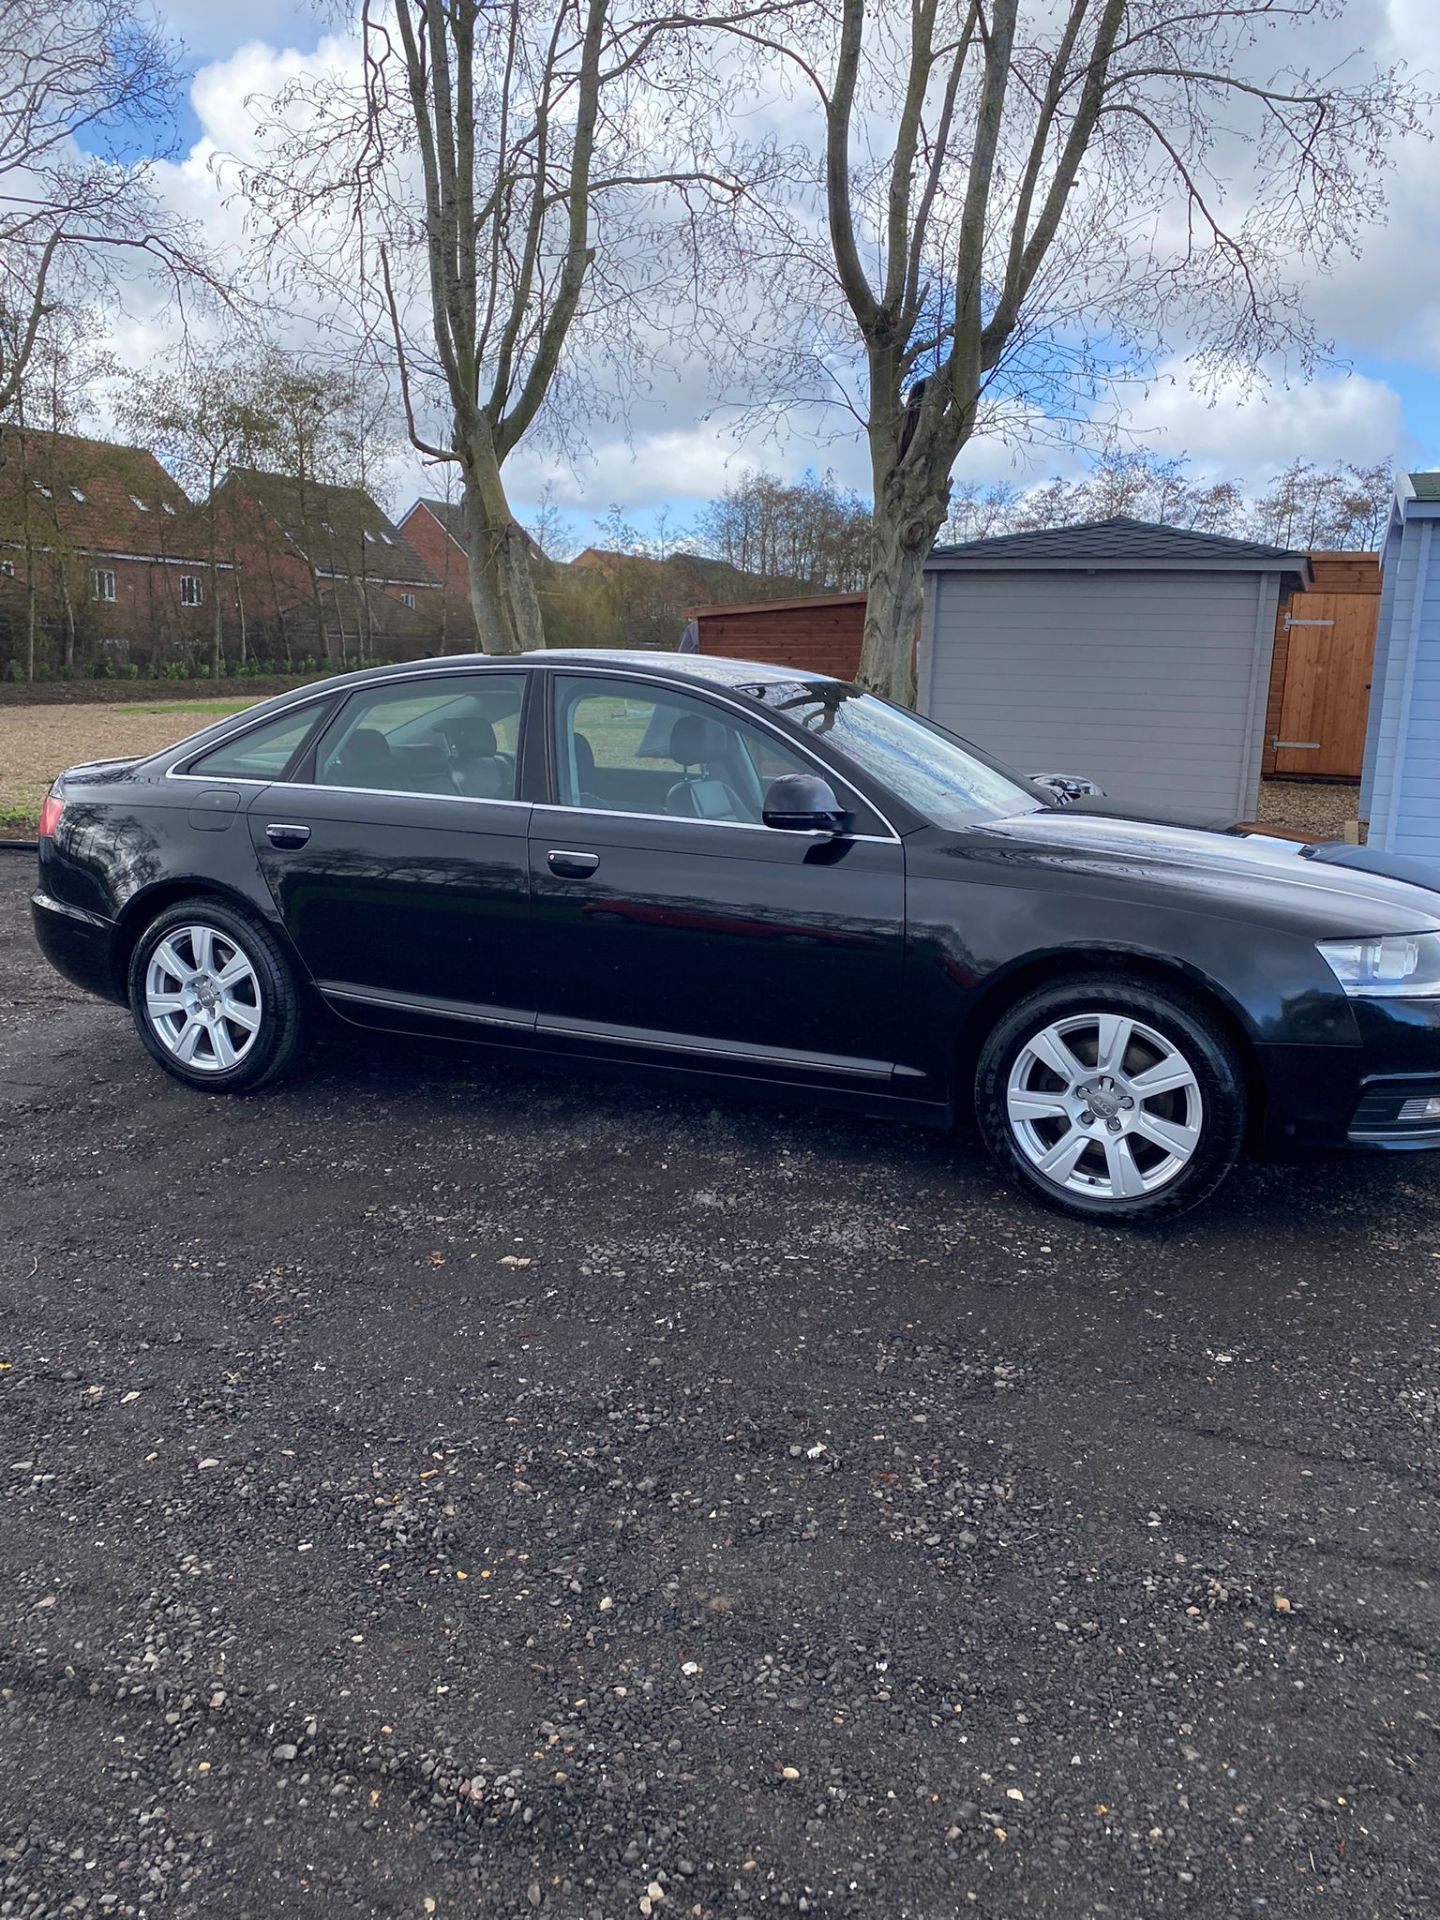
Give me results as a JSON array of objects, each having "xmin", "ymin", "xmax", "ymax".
[{"xmin": 3, "ymin": 853, "xmax": 1438, "ymax": 1919}]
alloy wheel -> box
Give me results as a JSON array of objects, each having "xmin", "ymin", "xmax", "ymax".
[
  {"xmin": 143, "ymin": 923, "xmax": 263, "ymax": 1073},
  {"xmin": 1005, "ymin": 1011, "xmax": 1204, "ymax": 1201}
]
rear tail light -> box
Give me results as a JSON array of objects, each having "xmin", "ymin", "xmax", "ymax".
[{"xmin": 38, "ymin": 792, "xmax": 65, "ymax": 839}]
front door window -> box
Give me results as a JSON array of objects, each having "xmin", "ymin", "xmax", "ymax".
[{"xmin": 552, "ymin": 675, "xmax": 845, "ymax": 825}]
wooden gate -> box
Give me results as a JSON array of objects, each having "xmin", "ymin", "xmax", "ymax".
[{"xmin": 1263, "ymin": 553, "xmax": 1380, "ymax": 780}]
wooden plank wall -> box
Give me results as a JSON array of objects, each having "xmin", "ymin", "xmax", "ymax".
[
  {"xmin": 1262, "ymin": 553, "xmax": 1381, "ymax": 780},
  {"xmin": 695, "ymin": 598, "xmax": 867, "ymax": 680}
]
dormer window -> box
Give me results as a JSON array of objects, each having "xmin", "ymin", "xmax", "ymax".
[
  {"xmin": 380, "ymin": 532, "xmax": 394, "ymax": 545},
  {"xmin": 363, "ymin": 530, "xmax": 377, "ymax": 544},
  {"xmin": 130, "ymin": 495, "xmax": 150, "ymax": 511},
  {"xmin": 70, "ymin": 486, "xmax": 86, "ymax": 502},
  {"xmin": 34, "ymin": 483, "xmax": 52, "ymax": 499},
  {"xmin": 161, "ymin": 501, "xmax": 176, "ymax": 516}
]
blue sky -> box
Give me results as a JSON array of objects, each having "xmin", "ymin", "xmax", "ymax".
[{"xmin": 80, "ymin": 2, "xmax": 1440, "ymax": 533}]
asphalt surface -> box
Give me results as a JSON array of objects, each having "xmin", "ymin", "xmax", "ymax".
[{"xmin": 2, "ymin": 853, "xmax": 1439, "ymax": 1920}]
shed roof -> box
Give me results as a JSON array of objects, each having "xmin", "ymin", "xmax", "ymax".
[
  {"xmin": 927, "ymin": 514, "xmax": 1311, "ymax": 584},
  {"xmin": 687, "ymin": 590, "xmax": 867, "ymax": 619}
]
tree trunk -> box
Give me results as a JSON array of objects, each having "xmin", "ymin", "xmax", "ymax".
[
  {"xmin": 459, "ymin": 430, "xmax": 543, "ymax": 654},
  {"xmin": 60, "ymin": 571, "xmax": 76, "ymax": 673},
  {"xmin": 25, "ymin": 575, "xmax": 36, "ymax": 685},
  {"xmin": 856, "ymin": 458, "xmax": 950, "ymax": 707}
]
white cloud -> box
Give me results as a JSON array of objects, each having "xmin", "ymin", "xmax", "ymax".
[{"xmin": 1116, "ymin": 361, "xmax": 1409, "ymax": 477}]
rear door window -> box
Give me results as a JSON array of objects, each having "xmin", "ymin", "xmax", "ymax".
[{"xmin": 314, "ymin": 674, "xmax": 526, "ymax": 800}]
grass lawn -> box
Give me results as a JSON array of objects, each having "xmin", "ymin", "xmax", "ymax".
[{"xmin": 0, "ymin": 699, "xmax": 256, "ymax": 831}]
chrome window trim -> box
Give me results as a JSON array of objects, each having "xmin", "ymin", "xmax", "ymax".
[
  {"xmin": 529, "ymin": 800, "xmax": 894, "ymax": 845},
  {"xmin": 161, "ymin": 658, "xmax": 904, "ymax": 840}
]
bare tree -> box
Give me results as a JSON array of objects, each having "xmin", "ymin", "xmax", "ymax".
[
  {"xmin": 120, "ymin": 350, "xmax": 280, "ymax": 676},
  {"xmin": 241, "ymin": 0, "xmax": 775, "ymax": 655},
  {"xmin": 731, "ymin": 0, "xmax": 1426, "ymax": 702},
  {"xmin": 0, "ymin": 0, "xmax": 214, "ymax": 429}
]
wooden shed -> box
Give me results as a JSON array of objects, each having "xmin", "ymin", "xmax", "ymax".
[
  {"xmin": 1360, "ymin": 474, "xmax": 1440, "ymax": 856},
  {"xmin": 688, "ymin": 591, "xmax": 866, "ymax": 679},
  {"xmin": 919, "ymin": 518, "xmax": 1311, "ymax": 820},
  {"xmin": 1262, "ymin": 551, "xmax": 1381, "ymax": 780}
]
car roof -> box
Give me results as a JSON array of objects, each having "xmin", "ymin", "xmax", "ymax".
[{"xmin": 333, "ymin": 649, "xmax": 845, "ymax": 692}]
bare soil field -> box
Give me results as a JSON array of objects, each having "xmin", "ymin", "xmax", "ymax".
[{"xmin": 0, "ymin": 699, "xmax": 253, "ymax": 828}]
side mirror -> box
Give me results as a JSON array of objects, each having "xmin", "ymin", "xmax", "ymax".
[
  {"xmin": 763, "ymin": 773, "xmax": 851, "ymax": 836},
  {"xmin": 1032, "ymin": 772, "xmax": 1106, "ymax": 805}
]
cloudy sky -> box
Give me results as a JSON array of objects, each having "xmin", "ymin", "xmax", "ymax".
[{"xmin": 95, "ymin": 0, "xmax": 1440, "ymax": 535}]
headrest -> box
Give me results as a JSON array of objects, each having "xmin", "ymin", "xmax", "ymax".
[
  {"xmin": 449, "ymin": 716, "xmax": 498, "ymax": 757},
  {"xmin": 669, "ymin": 712, "xmax": 721, "ymax": 767},
  {"xmin": 572, "ymin": 730, "xmax": 596, "ymax": 779},
  {"xmin": 340, "ymin": 727, "xmax": 393, "ymax": 774}
]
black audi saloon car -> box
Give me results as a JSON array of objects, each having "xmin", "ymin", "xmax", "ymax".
[{"xmin": 31, "ymin": 649, "xmax": 1440, "ymax": 1222}]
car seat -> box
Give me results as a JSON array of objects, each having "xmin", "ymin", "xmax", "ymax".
[{"xmin": 664, "ymin": 713, "xmax": 744, "ymax": 820}]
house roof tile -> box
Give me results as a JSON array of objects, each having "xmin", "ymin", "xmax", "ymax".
[
  {"xmin": 0, "ymin": 427, "xmax": 214, "ymax": 563},
  {"xmin": 225, "ymin": 468, "xmax": 439, "ymax": 587}
]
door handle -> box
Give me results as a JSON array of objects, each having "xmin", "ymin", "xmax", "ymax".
[
  {"xmin": 548, "ymin": 848, "xmax": 599, "ymax": 878},
  {"xmin": 266, "ymin": 823, "xmax": 312, "ymax": 849}
]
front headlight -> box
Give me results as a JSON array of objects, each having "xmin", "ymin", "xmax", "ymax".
[{"xmin": 1317, "ymin": 932, "xmax": 1440, "ymax": 998}]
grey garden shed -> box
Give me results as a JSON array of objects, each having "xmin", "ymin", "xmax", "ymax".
[{"xmin": 919, "ymin": 517, "xmax": 1312, "ymax": 820}]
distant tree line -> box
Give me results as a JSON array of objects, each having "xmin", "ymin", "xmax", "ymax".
[{"xmin": 944, "ymin": 452, "xmax": 1395, "ymax": 553}]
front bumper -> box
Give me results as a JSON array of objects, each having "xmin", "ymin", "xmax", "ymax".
[
  {"xmin": 1256, "ymin": 996, "xmax": 1440, "ymax": 1154},
  {"xmin": 31, "ymin": 889, "xmax": 123, "ymax": 1004}
]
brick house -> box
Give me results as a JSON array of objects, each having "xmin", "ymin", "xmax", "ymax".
[
  {"xmin": 214, "ymin": 469, "xmax": 446, "ymax": 667},
  {"xmin": 394, "ymin": 497, "xmax": 478, "ymax": 648},
  {"xmin": 0, "ymin": 428, "xmax": 227, "ymax": 671}
]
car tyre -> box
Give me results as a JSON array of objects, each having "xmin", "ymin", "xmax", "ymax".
[
  {"xmin": 975, "ymin": 973, "xmax": 1247, "ymax": 1224},
  {"xmin": 127, "ymin": 896, "xmax": 306, "ymax": 1093}
]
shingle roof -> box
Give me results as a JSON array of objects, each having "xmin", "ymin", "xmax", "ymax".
[
  {"xmin": 226, "ymin": 469, "xmax": 439, "ymax": 587},
  {"xmin": 1409, "ymin": 472, "xmax": 1440, "ymax": 502},
  {"xmin": 927, "ymin": 514, "xmax": 1311, "ymax": 577},
  {"xmin": 0, "ymin": 427, "xmax": 214, "ymax": 561}
]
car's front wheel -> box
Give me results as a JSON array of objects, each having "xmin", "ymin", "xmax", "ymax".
[
  {"xmin": 975, "ymin": 974, "xmax": 1247, "ymax": 1223},
  {"xmin": 127, "ymin": 897, "xmax": 306, "ymax": 1093}
]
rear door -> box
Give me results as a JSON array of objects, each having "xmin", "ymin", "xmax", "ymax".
[
  {"xmin": 247, "ymin": 669, "xmax": 536, "ymax": 1033},
  {"xmin": 527, "ymin": 670, "xmax": 907, "ymax": 1085}
]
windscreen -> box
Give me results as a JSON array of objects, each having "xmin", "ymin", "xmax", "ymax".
[{"xmin": 743, "ymin": 681, "xmax": 1046, "ymax": 829}]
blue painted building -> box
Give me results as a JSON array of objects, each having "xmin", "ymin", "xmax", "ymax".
[{"xmin": 1361, "ymin": 474, "xmax": 1440, "ymax": 854}]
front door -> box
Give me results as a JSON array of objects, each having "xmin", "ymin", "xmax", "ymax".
[
  {"xmin": 248, "ymin": 670, "xmax": 535, "ymax": 1032},
  {"xmin": 528, "ymin": 671, "xmax": 906, "ymax": 1086}
]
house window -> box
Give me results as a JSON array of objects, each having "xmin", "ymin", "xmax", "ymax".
[
  {"xmin": 70, "ymin": 486, "xmax": 86, "ymax": 502},
  {"xmin": 130, "ymin": 495, "xmax": 150, "ymax": 512},
  {"xmin": 363, "ymin": 530, "xmax": 377, "ymax": 544},
  {"xmin": 401, "ymin": 591, "xmax": 416, "ymax": 608},
  {"xmin": 34, "ymin": 482, "xmax": 52, "ymax": 499},
  {"xmin": 380, "ymin": 532, "xmax": 395, "ymax": 545},
  {"xmin": 161, "ymin": 501, "xmax": 176, "ymax": 516},
  {"xmin": 1, "ymin": 559, "xmax": 14, "ymax": 577},
  {"xmin": 93, "ymin": 568, "xmax": 117, "ymax": 602},
  {"xmin": 180, "ymin": 574, "xmax": 203, "ymax": 607}
]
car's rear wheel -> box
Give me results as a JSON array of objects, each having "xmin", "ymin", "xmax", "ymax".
[
  {"xmin": 975, "ymin": 974, "xmax": 1247, "ymax": 1223},
  {"xmin": 127, "ymin": 898, "xmax": 305, "ymax": 1093}
]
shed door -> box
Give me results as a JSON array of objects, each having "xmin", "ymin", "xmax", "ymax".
[{"xmin": 1273, "ymin": 591, "xmax": 1377, "ymax": 778}]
